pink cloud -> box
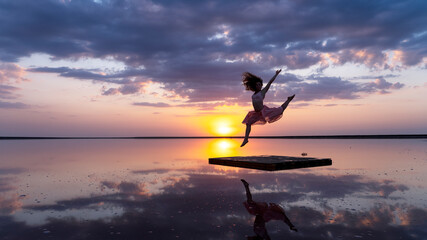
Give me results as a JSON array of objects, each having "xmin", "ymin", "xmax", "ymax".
[
  {"xmin": 102, "ymin": 82, "xmax": 147, "ymax": 96},
  {"xmin": 0, "ymin": 63, "xmax": 27, "ymax": 84}
]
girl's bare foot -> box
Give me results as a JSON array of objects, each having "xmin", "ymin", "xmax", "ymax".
[
  {"xmin": 240, "ymin": 139, "xmax": 249, "ymax": 147},
  {"xmin": 287, "ymin": 94, "xmax": 295, "ymax": 102}
]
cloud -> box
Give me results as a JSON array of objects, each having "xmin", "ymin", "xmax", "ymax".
[
  {"xmin": 0, "ymin": 63, "xmax": 27, "ymax": 83},
  {"xmin": 30, "ymin": 66, "xmax": 149, "ymax": 96},
  {"xmin": 0, "ymin": 177, "xmax": 16, "ymax": 192},
  {"xmin": 132, "ymin": 168, "xmax": 172, "ymax": 174},
  {"xmin": 3, "ymin": 168, "xmax": 422, "ymax": 239},
  {"xmin": 0, "ymin": 63, "xmax": 26, "ymax": 100},
  {"xmin": 0, "ymin": 196, "xmax": 22, "ymax": 215},
  {"xmin": 399, "ymin": 31, "xmax": 427, "ymax": 66},
  {"xmin": 1, "ymin": 0, "xmax": 423, "ymax": 104},
  {"xmin": 29, "ymin": 65, "xmax": 405, "ymax": 107},
  {"xmin": 100, "ymin": 181, "xmax": 147, "ymax": 195},
  {"xmin": 0, "ymin": 100, "xmax": 30, "ymax": 109},
  {"xmin": 275, "ymin": 75, "xmax": 405, "ymax": 101},
  {"xmin": 102, "ymin": 82, "xmax": 147, "ymax": 96},
  {"xmin": 1, "ymin": 0, "xmax": 421, "ymax": 65},
  {"xmin": 362, "ymin": 77, "xmax": 405, "ymax": 94},
  {"xmin": 29, "ymin": 67, "xmax": 145, "ymax": 84},
  {"xmin": 132, "ymin": 102, "xmax": 171, "ymax": 107},
  {"xmin": 0, "ymin": 175, "xmax": 23, "ymax": 215},
  {"xmin": 0, "ymin": 62, "xmax": 30, "ymax": 107},
  {"xmin": 0, "ymin": 168, "xmax": 27, "ymax": 175},
  {"xmin": 366, "ymin": 179, "xmax": 409, "ymax": 197},
  {"xmin": 0, "ymin": 85, "xmax": 21, "ymax": 100},
  {"xmin": 400, "ymin": 207, "xmax": 427, "ymax": 226}
]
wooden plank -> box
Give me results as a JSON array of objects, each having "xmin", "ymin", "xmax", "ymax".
[{"xmin": 209, "ymin": 155, "xmax": 332, "ymax": 171}]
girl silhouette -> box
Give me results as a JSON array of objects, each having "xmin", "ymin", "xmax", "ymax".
[{"xmin": 241, "ymin": 70, "xmax": 295, "ymax": 147}]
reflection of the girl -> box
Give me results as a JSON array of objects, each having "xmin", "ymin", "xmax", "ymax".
[{"xmin": 241, "ymin": 179, "xmax": 297, "ymax": 240}]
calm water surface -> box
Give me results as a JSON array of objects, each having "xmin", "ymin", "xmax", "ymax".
[{"xmin": 0, "ymin": 139, "xmax": 426, "ymax": 239}]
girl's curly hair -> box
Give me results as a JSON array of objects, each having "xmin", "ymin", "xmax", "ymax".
[{"xmin": 242, "ymin": 72, "xmax": 263, "ymax": 92}]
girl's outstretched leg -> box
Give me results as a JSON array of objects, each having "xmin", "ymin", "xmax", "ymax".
[
  {"xmin": 282, "ymin": 211, "xmax": 298, "ymax": 232},
  {"xmin": 281, "ymin": 94, "xmax": 295, "ymax": 113},
  {"xmin": 241, "ymin": 124, "xmax": 251, "ymax": 147},
  {"xmin": 241, "ymin": 179, "xmax": 253, "ymax": 203},
  {"xmin": 269, "ymin": 203, "xmax": 298, "ymax": 232}
]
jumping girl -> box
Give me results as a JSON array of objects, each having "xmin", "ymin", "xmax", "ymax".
[{"xmin": 241, "ymin": 69, "xmax": 295, "ymax": 147}]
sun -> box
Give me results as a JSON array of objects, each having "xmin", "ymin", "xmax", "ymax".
[
  {"xmin": 212, "ymin": 117, "xmax": 238, "ymax": 136},
  {"xmin": 199, "ymin": 114, "xmax": 241, "ymax": 137},
  {"xmin": 217, "ymin": 125, "xmax": 232, "ymax": 135}
]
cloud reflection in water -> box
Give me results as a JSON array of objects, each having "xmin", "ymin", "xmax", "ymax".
[
  {"xmin": 1, "ymin": 165, "xmax": 425, "ymax": 239},
  {"xmin": 0, "ymin": 139, "xmax": 426, "ymax": 239}
]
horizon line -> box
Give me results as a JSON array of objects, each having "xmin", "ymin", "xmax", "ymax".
[{"xmin": 1, "ymin": 134, "xmax": 427, "ymax": 140}]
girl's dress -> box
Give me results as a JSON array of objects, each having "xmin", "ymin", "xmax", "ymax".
[
  {"xmin": 242, "ymin": 91, "xmax": 283, "ymax": 125},
  {"xmin": 243, "ymin": 201, "xmax": 288, "ymax": 222}
]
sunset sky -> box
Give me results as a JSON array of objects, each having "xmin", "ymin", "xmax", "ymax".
[{"xmin": 1, "ymin": 0, "xmax": 426, "ymax": 137}]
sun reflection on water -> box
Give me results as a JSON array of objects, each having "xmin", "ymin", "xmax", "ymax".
[{"xmin": 206, "ymin": 138, "xmax": 240, "ymax": 158}]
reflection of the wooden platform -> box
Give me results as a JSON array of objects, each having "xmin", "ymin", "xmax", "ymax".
[{"xmin": 209, "ymin": 155, "xmax": 332, "ymax": 171}]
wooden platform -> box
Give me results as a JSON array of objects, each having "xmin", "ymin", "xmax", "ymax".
[{"xmin": 209, "ymin": 155, "xmax": 332, "ymax": 171}]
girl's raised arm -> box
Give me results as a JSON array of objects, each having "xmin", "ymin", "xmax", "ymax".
[{"xmin": 261, "ymin": 69, "xmax": 281, "ymax": 97}]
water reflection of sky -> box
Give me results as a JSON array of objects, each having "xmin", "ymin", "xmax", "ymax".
[{"xmin": 0, "ymin": 139, "xmax": 426, "ymax": 239}]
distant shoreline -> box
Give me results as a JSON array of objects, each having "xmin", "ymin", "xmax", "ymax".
[{"xmin": 1, "ymin": 134, "xmax": 426, "ymax": 140}]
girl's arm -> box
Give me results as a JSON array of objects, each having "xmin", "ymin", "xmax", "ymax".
[{"xmin": 261, "ymin": 69, "xmax": 281, "ymax": 97}]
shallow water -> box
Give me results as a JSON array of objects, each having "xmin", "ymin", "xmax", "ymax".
[{"xmin": 0, "ymin": 139, "xmax": 426, "ymax": 239}]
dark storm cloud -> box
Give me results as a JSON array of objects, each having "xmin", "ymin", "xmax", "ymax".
[{"xmin": 1, "ymin": 0, "xmax": 425, "ymax": 103}]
